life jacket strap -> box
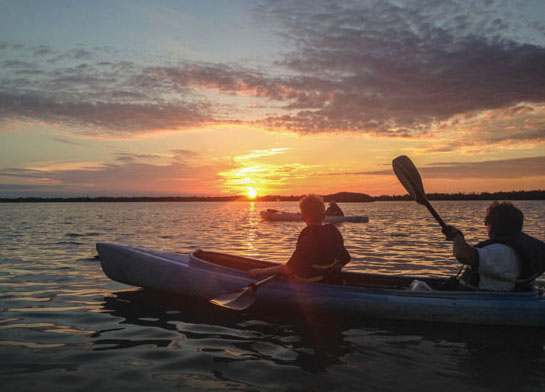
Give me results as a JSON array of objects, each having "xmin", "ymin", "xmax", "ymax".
[
  {"xmin": 309, "ymin": 258, "xmax": 340, "ymax": 270},
  {"xmin": 458, "ymin": 265, "xmax": 479, "ymax": 291},
  {"xmin": 291, "ymin": 274, "xmax": 324, "ymax": 282},
  {"xmin": 292, "ymin": 258, "xmax": 342, "ymax": 281},
  {"xmin": 458, "ymin": 278, "xmax": 478, "ymax": 290}
]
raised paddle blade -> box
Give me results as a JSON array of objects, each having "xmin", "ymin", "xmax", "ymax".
[
  {"xmin": 209, "ymin": 286, "xmax": 257, "ymax": 311},
  {"xmin": 392, "ymin": 155, "xmax": 446, "ymax": 228},
  {"xmin": 392, "ymin": 155, "xmax": 427, "ymax": 205}
]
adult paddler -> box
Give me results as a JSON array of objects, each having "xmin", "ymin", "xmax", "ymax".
[{"xmin": 442, "ymin": 201, "xmax": 545, "ymax": 291}]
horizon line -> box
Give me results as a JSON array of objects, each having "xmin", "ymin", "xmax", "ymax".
[{"xmin": 1, "ymin": 189, "xmax": 544, "ymax": 202}]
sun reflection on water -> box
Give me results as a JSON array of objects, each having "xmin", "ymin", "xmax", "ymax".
[{"xmin": 246, "ymin": 201, "xmax": 258, "ymax": 253}]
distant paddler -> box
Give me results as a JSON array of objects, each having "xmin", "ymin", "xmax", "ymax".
[{"xmin": 325, "ymin": 201, "xmax": 344, "ymax": 217}]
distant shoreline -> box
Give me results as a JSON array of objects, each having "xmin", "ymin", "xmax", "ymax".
[{"xmin": 1, "ymin": 190, "xmax": 544, "ymax": 202}]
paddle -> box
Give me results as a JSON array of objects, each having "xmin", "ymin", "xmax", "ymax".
[
  {"xmin": 392, "ymin": 155, "xmax": 446, "ymax": 228},
  {"xmin": 209, "ymin": 275, "xmax": 278, "ymax": 311}
]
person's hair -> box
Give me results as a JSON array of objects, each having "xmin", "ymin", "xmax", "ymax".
[
  {"xmin": 299, "ymin": 194, "xmax": 325, "ymax": 222},
  {"xmin": 484, "ymin": 201, "xmax": 523, "ymax": 238}
]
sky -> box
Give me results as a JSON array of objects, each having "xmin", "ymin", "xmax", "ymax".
[{"xmin": 1, "ymin": 0, "xmax": 545, "ymax": 198}]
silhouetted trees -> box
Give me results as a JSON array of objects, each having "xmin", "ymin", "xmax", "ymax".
[{"xmin": 1, "ymin": 190, "xmax": 543, "ymax": 203}]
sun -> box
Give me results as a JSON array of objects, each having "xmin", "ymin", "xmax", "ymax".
[{"xmin": 247, "ymin": 189, "xmax": 257, "ymax": 199}]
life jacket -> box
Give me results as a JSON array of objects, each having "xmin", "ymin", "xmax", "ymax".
[
  {"xmin": 459, "ymin": 232, "xmax": 545, "ymax": 291},
  {"xmin": 289, "ymin": 224, "xmax": 351, "ymax": 283}
]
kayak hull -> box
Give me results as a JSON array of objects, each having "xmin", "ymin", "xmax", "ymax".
[
  {"xmin": 97, "ymin": 243, "xmax": 545, "ymax": 326},
  {"xmin": 260, "ymin": 210, "xmax": 369, "ymax": 223}
]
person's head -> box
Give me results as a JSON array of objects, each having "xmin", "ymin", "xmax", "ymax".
[
  {"xmin": 299, "ymin": 194, "xmax": 325, "ymax": 225},
  {"xmin": 484, "ymin": 201, "xmax": 524, "ymax": 239}
]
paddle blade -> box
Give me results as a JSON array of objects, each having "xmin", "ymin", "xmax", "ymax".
[
  {"xmin": 392, "ymin": 155, "xmax": 427, "ymax": 205},
  {"xmin": 209, "ymin": 286, "xmax": 256, "ymax": 311},
  {"xmin": 392, "ymin": 155, "xmax": 447, "ymax": 228}
]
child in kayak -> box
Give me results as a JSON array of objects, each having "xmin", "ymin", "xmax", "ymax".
[
  {"xmin": 248, "ymin": 194, "xmax": 351, "ymax": 283},
  {"xmin": 442, "ymin": 201, "xmax": 545, "ymax": 291}
]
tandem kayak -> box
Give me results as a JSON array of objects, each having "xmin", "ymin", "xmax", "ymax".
[
  {"xmin": 96, "ymin": 243, "xmax": 545, "ymax": 326},
  {"xmin": 260, "ymin": 209, "xmax": 369, "ymax": 223}
]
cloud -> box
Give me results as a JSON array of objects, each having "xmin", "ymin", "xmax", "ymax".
[
  {"xmin": 218, "ymin": 162, "xmax": 318, "ymax": 194},
  {"xmin": 46, "ymin": 136, "xmax": 85, "ymax": 146},
  {"xmin": 415, "ymin": 105, "xmax": 545, "ymax": 152},
  {"xmin": 0, "ymin": 92, "xmax": 213, "ymax": 137},
  {"xmin": 114, "ymin": 152, "xmax": 163, "ymax": 162},
  {"xmin": 233, "ymin": 148, "xmax": 289, "ymax": 161},
  {"xmin": 253, "ymin": 0, "xmax": 545, "ymax": 135},
  {"xmin": 0, "ymin": 157, "xmax": 230, "ymax": 197},
  {"xmin": 0, "ymin": 168, "xmax": 47, "ymax": 179},
  {"xmin": 358, "ymin": 156, "xmax": 545, "ymax": 179},
  {"xmin": 171, "ymin": 149, "xmax": 202, "ymax": 161},
  {"xmin": 0, "ymin": 48, "xmax": 217, "ymax": 136},
  {"xmin": 1, "ymin": 1, "xmax": 545, "ymax": 140}
]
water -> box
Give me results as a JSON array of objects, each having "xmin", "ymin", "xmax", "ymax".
[{"xmin": 1, "ymin": 200, "xmax": 544, "ymax": 391}]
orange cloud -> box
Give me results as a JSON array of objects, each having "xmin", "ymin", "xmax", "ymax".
[{"xmin": 218, "ymin": 148, "xmax": 319, "ymax": 195}]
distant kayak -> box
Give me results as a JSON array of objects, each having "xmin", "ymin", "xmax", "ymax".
[
  {"xmin": 97, "ymin": 243, "xmax": 545, "ymax": 326},
  {"xmin": 260, "ymin": 209, "xmax": 369, "ymax": 223}
]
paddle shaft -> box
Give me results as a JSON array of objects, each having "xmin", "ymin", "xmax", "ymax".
[
  {"xmin": 209, "ymin": 274, "xmax": 279, "ymax": 311},
  {"xmin": 420, "ymin": 198, "xmax": 446, "ymax": 228},
  {"xmin": 249, "ymin": 274, "xmax": 278, "ymax": 290}
]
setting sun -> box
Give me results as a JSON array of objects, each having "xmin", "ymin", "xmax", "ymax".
[{"xmin": 247, "ymin": 189, "xmax": 257, "ymax": 199}]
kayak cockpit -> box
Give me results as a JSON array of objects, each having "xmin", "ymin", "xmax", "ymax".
[
  {"xmin": 190, "ymin": 250, "xmax": 447, "ymax": 290},
  {"xmin": 191, "ymin": 250, "xmax": 277, "ymax": 270}
]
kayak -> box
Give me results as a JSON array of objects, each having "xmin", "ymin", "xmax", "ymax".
[
  {"xmin": 260, "ymin": 210, "xmax": 369, "ymax": 223},
  {"xmin": 96, "ymin": 243, "xmax": 545, "ymax": 326}
]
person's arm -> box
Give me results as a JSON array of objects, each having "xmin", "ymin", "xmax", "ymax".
[
  {"xmin": 443, "ymin": 226, "xmax": 479, "ymax": 268},
  {"xmin": 452, "ymin": 233, "xmax": 479, "ymax": 268},
  {"xmin": 248, "ymin": 264, "xmax": 292, "ymax": 278}
]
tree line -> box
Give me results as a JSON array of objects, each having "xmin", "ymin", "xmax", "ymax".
[{"xmin": 1, "ymin": 190, "xmax": 544, "ymax": 203}]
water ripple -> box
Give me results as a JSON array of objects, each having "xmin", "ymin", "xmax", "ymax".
[{"xmin": 1, "ymin": 201, "xmax": 544, "ymax": 391}]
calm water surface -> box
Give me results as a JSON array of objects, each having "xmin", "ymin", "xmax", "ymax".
[{"xmin": 1, "ymin": 201, "xmax": 544, "ymax": 391}]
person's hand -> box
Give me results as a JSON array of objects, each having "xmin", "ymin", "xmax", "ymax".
[
  {"xmin": 248, "ymin": 268, "xmax": 262, "ymax": 278},
  {"xmin": 442, "ymin": 225, "xmax": 463, "ymax": 241}
]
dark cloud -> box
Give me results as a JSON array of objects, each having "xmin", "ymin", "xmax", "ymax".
[
  {"xmin": 47, "ymin": 136, "xmax": 84, "ymax": 146},
  {"xmin": 418, "ymin": 126, "xmax": 545, "ymax": 153},
  {"xmin": 0, "ymin": 183, "xmax": 63, "ymax": 195},
  {"xmin": 33, "ymin": 45, "xmax": 52, "ymax": 56},
  {"xmin": 114, "ymin": 153, "xmax": 163, "ymax": 162},
  {"xmin": 493, "ymin": 129, "xmax": 545, "ymax": 143},
  {"xmin": 0, "ymin": 54, "xmax": 221, "ymax": 134},
  {"xmin": 171, "ymin": 149, "xmax": 201, "ymax": 160},
  {"xmin": 357, "ymin": 156, "xmax": 545, "ymax": 178},
  {"xmin": 0, "ymin": 92, "xmax": 213, "ymax": 136},
  {"xmin": 0, "ymin": 168, "xmax": 47, "ymax": 178},
  {"xmin": 254, "ymin": 0, "xmax": 545, "ymax": 134}
]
